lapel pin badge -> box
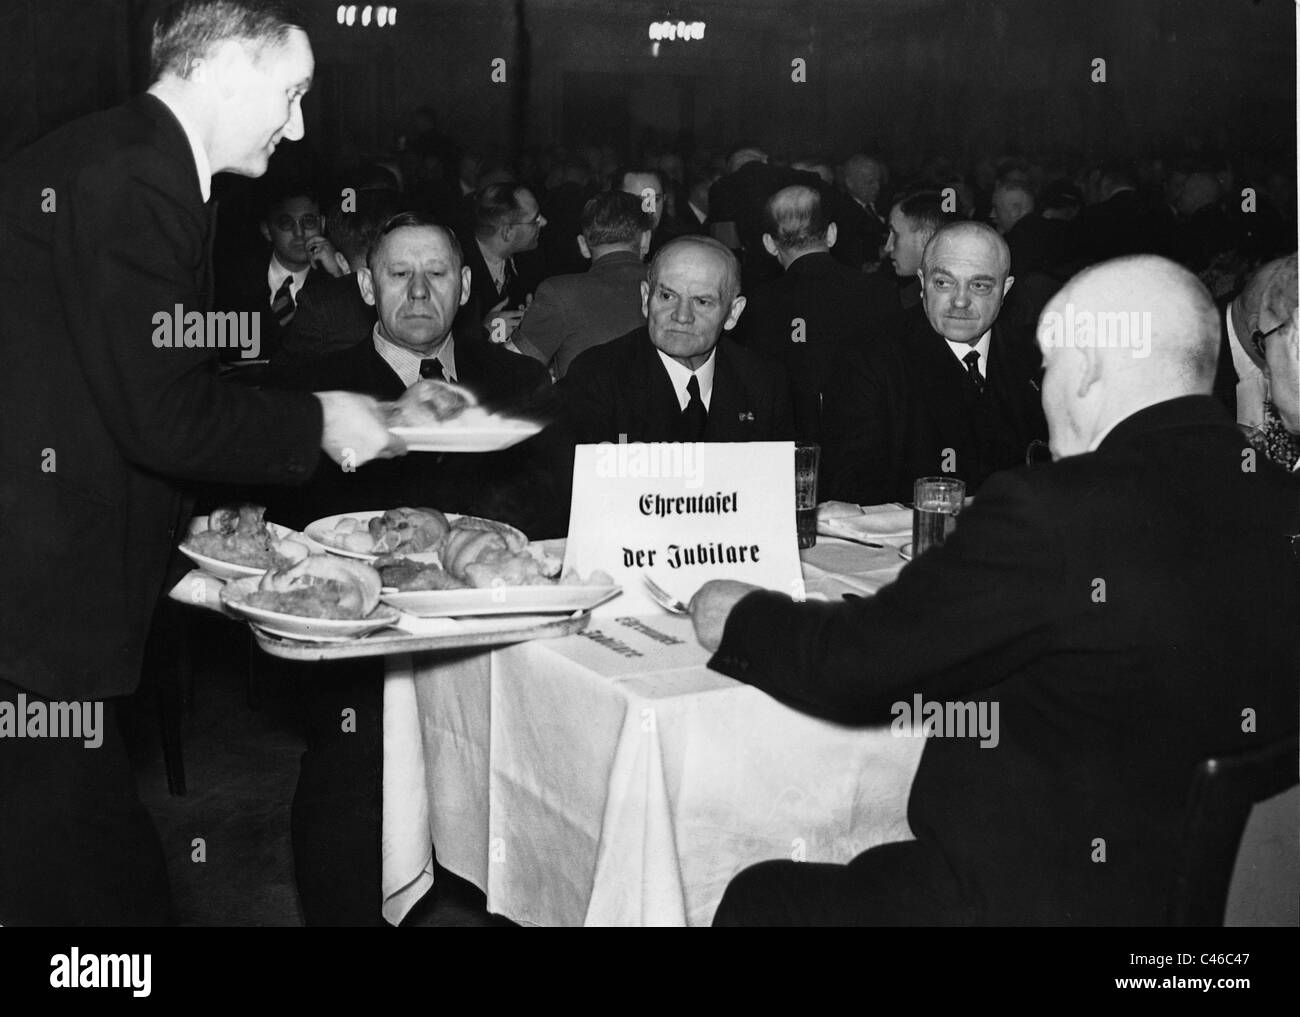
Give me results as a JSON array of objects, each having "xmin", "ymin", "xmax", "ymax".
[{"xmin": 738, "ymin": 411, "xmax": 754, "ymax": 422}]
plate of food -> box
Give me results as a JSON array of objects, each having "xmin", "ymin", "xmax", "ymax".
[
  {"xmin": 386, "ymin": 378, "xmax": 543, "ymax": 453},
  {"xmin": 180, "ymin": 505, "xmax": 320, "ymax": 580},
  {"xmin": 220, "ymin": 557, "xmax": 400, "ymax": 642},
  {"xmin": 373, "ymin": 520, "xmax": 618, "ymax": 617},
  {"xmin": 305, "ymin": 507, "xmax": 526, "ymax": 562}
]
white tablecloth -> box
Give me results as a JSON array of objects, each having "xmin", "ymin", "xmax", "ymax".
[{"xmin": 381, "ymin": 530, "xmax": 924, "ymax": 926}]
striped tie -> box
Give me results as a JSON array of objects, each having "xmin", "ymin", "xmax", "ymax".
[{"xmin": 271, "ymin": 276, "xmax": 296, "ymax": 328}]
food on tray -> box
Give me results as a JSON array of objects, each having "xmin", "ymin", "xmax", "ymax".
[
  {"xmin": 321, "ymin": 507, "xmax": 450, "ymax": 555},
  {"xmin": 388, "ymin": 379, "xmax": 476, "ymax": 427},
  {"xmin": 185, "ymin": 504, "xmax": 311, "ymax": 568},
  {"xmin": 375, "ymin": 555, "xmax": 469, "ymax": 591},
  {"xmin": 244, "ymin": 556, "xmax": 384, "ymax": 620}
]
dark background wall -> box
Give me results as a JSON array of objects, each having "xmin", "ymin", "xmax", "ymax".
[{"xmin": 1, "ymin": 0, "xmax": 1294, "ymax": 169}]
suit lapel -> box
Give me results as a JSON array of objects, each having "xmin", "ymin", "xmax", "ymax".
[
  {"xmin": 704, "ymin": 342, "xmax": 753, "ymax": 441},
  {"xmin": 636, "ymin": 336, "xmax": 687, "ymax": 440}
]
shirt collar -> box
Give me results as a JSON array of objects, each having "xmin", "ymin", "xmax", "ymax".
[
  {"xmin": 372, "ymin": 324, "xmax": 456, "ymax": 388},
  {"xmin": 268, "ymin": 256, "xmax": 310, "ymax": 302},
  {"xmin": 656, "ymin": 346, "xmax": 717, "ymax": 411},
  {"xmin": 945, "ymin": 330, "xmax": 992, "ymax": 376},
  {"xmin": 147, "ymin": 88, "xmax": 211, "ymax": 203}
]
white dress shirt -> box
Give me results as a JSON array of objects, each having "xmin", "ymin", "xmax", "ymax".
[
  {"xmin": 946, "ymin": 330, "xmax": 992, "ymax": 378},
  {"xmin": 373, "ymin": 325, "xmax": 458, "ymax": 387},
  {"xmin": 267, "ymin": 256, "xmax": 310, "ymax": 306},
  {"xmin": 657, "ymin": 347, "xmax": 717, "ymax": 411}
]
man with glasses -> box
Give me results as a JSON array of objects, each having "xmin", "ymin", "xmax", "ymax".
[
  {"xmin": 1213, "ymin": 253, "xmax": 1299, "ymax": 470},
  {"xmin": 461, "ymin": 182, "xmax": 548, "ymax": 345},
  {"xmin": 216, "ymin": 184, "xmax": 344, "ymax": 362}
]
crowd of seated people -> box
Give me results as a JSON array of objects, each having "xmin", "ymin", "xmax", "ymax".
[{"xmin": 211, "ymin": 123, "xmax": 1299, "ymax": 516}]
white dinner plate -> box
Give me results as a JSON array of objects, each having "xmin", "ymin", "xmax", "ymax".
[
  {"xmin": 382, "ymin": 583, "xmax": 621, "ymax": 618},
  {"xmin": 179, "ymin": 521, "xmax": 322, "ymax": 580},
  {"xmin": 220, "ymin": 576, "xmax": 401, "ymax": 641},
  {"xmin": 817, "ymin": 508, "xmax": 914, "ymax": 542},
  {"xmin": 304, "ymin": 510, "xmax": 527, "ymax": 561},
  {"xmin": 389, "ymin": 417, "xmax": 542, "ymax": 453}
]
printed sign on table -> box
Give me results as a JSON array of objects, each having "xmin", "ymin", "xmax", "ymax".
[{"xmin": 563, "ymin": 441, "xmax": 804, "ymax": 617}]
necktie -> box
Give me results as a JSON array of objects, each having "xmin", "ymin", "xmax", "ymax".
[
  {"xmin": 680, "ymin": 374, "xmax": 708, "ymax": 440},
  {"xmin": 502, "ymin": 258, "xmax": 517, "ymax": 298},
  {"xmin": 271, "ymin": 275, "xmax": 296, "ymax": 328},
  {"xmin": 962, "ymin": 349, "xmax": 985, "ymax": 396},
  {"xmin": 419, "ymin": 357, "xmax": 445, "ymax": 382}
]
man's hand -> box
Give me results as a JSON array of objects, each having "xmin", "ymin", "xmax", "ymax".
[
  {"xmin": 1265, "ymin": 307, "xmax": 1300, "ymax": 434},
  {"xmin": 484, "ymin": 294, "xmax": 529, "ymax": 343},
  {"xmin": 689, "ymin": 579, "xmax": 761, "ymax": 652},
  {"xmin": 305, "ymin": 235, "xmax": 348, "ymax": 278},
  {"xmin": 314, "ymin": 390, "xmax": 406, "ymax": 468}
]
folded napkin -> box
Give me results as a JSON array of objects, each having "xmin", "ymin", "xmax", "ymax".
[{"xmin": 817, "ymin": 502, "xmax": 914, "ymax": 540}]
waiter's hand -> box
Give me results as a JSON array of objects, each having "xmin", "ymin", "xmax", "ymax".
[
  {"xmin": 315, "ymin": 391, "xmax": 406, "ymax": 468},
  {"xmin": 689, "ymin": 579, "xmax": 760, "ymax": 652}
]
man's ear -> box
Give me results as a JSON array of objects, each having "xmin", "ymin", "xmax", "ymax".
[
  {"xmin": 1002, "ymin": 274, "xmax": 1016, "ymax": 297},
  {"xmin": 459, "ymin": 265, "xmax": 472, "ymax": 306},
  {"xmin": 722, "ymin": 295, "xmax": 747, "ymax": 331},
  {"xmin": 825, "ymin": 222, "xmax": 838, "ymax": 249},
  {"xmin": 638, "ymin": 230, "xmax": 651, "ymax": 259},
  {"xmin": 640, "ymin": 279, "xmax": 650, "ymax": 318},
  {"xmin": 577, "ymin": 235, "xmax": 591, "ymax": 261},
  {"xmin": 1075, "ymin": 345, "xmax": 1103, "ymax": 399},
  {"xmin": 259, "ymin": 221, "xmax": 271, "ymax": 245},
  {"xmin": 356, "ymin": 267, "xmax": 375, "ymax": 307},
  {"xmin": 761, "ymin": 233, "xmax": 778, "ymax": 259}
]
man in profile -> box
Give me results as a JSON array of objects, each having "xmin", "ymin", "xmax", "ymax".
[
  {"xmin": 0, "ymin": 0, "xmax": 399, "ymax": 925},
  {"xmin": 693, "ymin": 255, "xmax": 1299, "ymax": 925}
]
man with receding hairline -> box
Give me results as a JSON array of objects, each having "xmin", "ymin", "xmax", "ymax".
[
  {"xmin": 821, "ymin": 221, "xmax": 1047, "ymax": 503},
  {"xmin": 0, "ymin": 0, "xmax": 404, "ymax": 926},
  {"xmin": 693, "ymin": 254, "xmax": 1299, "ymax": 926},
  {"xmin": 558, "ymin": 235, "xmax": 793, "ymax": 469}
]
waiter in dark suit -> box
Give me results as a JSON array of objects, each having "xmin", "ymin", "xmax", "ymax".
[
  {"xmin": 734, "ymin": 184, "xmax": 887, "ymax": 444},
  {"xmin": 261, "ymin": 211, "xmax": 552, "ymax": 924},
  {"xmin": 821, "ymin": 222, "xmax": 1047, "ymax": 504},
  {"xmin": 692, "ymin": 255, "xmax": 1300, "ymax": 925},
  {"xmin": 0, "ymin": 0, "xmax": 400, "ymax": 926},
  {"xmin": 559, "ymin": 236, "xmax": 794, "ymax": 447}
]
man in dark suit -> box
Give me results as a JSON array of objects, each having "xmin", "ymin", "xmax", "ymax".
[
  {"xmin": 821, "ymin": 222, "xmax": 1047, "ymax": 504},
  {"xmin": 617, "ymin": 165, "xmax": 701, "ymax": 259},
  {"xmin": 840, "ymin": 153, "xmax": 891, "ymax": 271},
  {"xmin": 270, "ymin": 212, "xmax": 556, "ymax": 538},
  {"xmin": 734, "ymin": 184, "xmax": 886, "ymax": 444},
  {"xmin": 460, "ymin": 182, "xmax": 548, "ymax": 344},
  {"xmin": 692, "ymin": 255, "xmax": 1299, "ymax": 925},
  {"xmin": 1075, "ymin": 163, "xmax": 1178, "ymax": 266},
  {"xmin": 559, "ymin": 236, "xmax": 795, "ymax": 448},
  {"xmin": 0, "ymin": 0, "xmax": 400, "ymax": 926},
  {"xmin": 514, "ymin": 190, "xmax": 650, "ymax": 379},
  {"xmin": 706, "ymin": 146, "xmax": 811, "ymax": 288},
  {"xmin": 263, "ymin": 211, "xmax": 553, "ymax": 926},
  {"xmin": 214, "ymin": 183, "xmax": 342, "ymax": 362},
  {"xmin": 883, "ymin": 190, "xmax": 955, "ymax": 313},
  {"xmin": 271, "ymin": 187, "xmax": 404, "ymax": 374}
]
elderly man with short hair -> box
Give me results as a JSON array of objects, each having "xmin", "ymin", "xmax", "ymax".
[
  {"xmin": 821, "ymin": 221, "xmax": 1047, "ymax": 503},
  {"xmin": 694, "ymin": 255, "xmax": 1299, "ymax": 926},
  {"xmin": 558, "ymin": 235, "xmax": 794, "ymax": 448}
]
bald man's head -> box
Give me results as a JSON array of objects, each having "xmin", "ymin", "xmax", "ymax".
[
  {"xmin": 1036, "ymin": 255, "xmax": 1219, "ymax": 458},
  {"xmin": 762, "ymin": 184, "xmax": 833, "ymax": 264},
  {"xmin": 919, "ymin": 222, "xmax": 1014, "ymax": 343},
  {"xmin": 642, "ymin": 236, "xmax": 747, "ymax": 369},
  {"xmin": 1232, "ymin": 253, "xmax": 1298, "ymax": 367}
]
